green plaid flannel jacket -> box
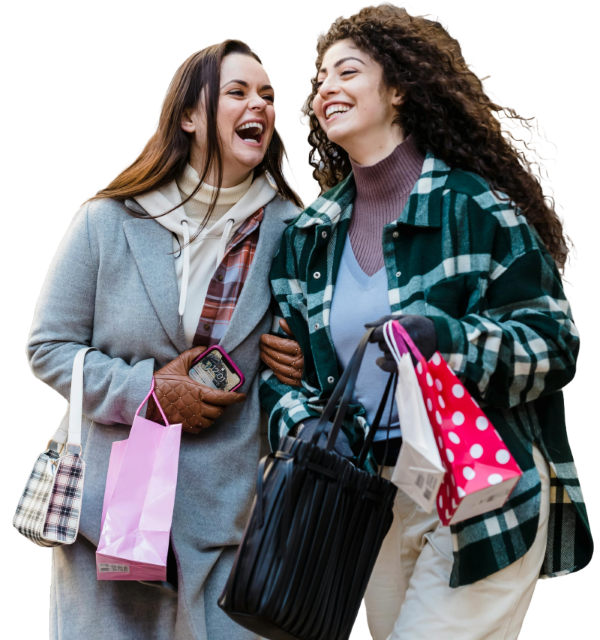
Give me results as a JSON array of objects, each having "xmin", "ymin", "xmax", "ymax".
[{"xmin": 259, "ymin": 152, "xmax": 593, "ymax": 587}]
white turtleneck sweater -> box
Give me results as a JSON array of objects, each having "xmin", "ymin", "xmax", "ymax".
[
  {"xmin": 176, "ymin": 163, "xmax": 254, "ymax": 229},
  {"xmin": 134, "ymin": 165, "xmax": 277, "ymax": 347}
]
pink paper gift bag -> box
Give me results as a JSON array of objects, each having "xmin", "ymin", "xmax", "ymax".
[
  {"xmin": 391, "ymin": 321, "xmax": 522, "ymax": 525},
  {"xmin": 96, "ymin": 382, "xmax": 182, "ymax": 581}
]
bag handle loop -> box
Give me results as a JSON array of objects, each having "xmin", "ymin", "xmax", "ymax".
[
  {"xmin": 389, "ymin": 320, "xmax": 424, "ymax": 362},
  {"xmin": 48, "ymin": 346, "xmax": 97, "ymax": 454},
  {"xmin": 311, "ymin": 328, "xmax": 400, "ymax": 469},
  {"xmin": 136, "ymin": 378, "xmax": 170, "ymax": 426},
  {"xmin": 356, "ymin": 371, "xmax": 396, "ymax": 470},
  {"xmin": 310, "ymin": 328, "xmax": 374, "ymax": 450}
]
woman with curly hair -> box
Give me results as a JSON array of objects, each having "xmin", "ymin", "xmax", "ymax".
[{"xmin": 259, "ymin": 5, "xmax": 593, "ymax": 639}]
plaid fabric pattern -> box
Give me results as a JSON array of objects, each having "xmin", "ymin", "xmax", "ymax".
[
  {"xmin": 13, "ymin": 449, "xmax": 61, "ymax": 546},
  {"xmin": 193, "ymin": 208, "xmax": 264, "ymax": 347},
  {"xmin": 260, "ymin": 152, "xmax": 593, "ymax": 587},
  {"xmin": 13, "ymin": 449, "xmax": 85, "ymax": 547},
  {"xmin": 43, "ymin": 453, "xmax": 85, "ymax": 544}
]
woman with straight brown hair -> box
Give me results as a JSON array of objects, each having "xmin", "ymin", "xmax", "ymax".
[{"xmin": 27, "ymin": 39, "xmax": 301, "ymax": 640}]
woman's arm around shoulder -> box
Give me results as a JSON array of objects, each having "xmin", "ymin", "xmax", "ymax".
[{"xmin": 259, "ymin": 224, "xmax": 322, "ymax": 451}]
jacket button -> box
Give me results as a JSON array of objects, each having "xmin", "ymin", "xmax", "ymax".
[
  {"xmin": 315, "ymin": 323, "xmax": 320, "ymax": 330},
  {"xmin": 396, "ymin": 271, "xmax": 401, "ymax": 277},
  {"xmin": 321, "ymin": 231, "xmax": 327, "ymax": 238},
  {"xmin": 393, "ymin": 231, "xmax": 399, "ymax": 238},
  {"xmin": 327, "ymin": 376, "xmax": 335, "ymax": 384},
  {"xmin": 313, "ymin": 272, "xmax": 321, "ymax": 279},
  {"xmin": 217, "ymin": 274, "xmax": 224, "ymax": 282},
  {"xmin": 204, "ymin": 324, "xmax": 210, "ymax": 331}
]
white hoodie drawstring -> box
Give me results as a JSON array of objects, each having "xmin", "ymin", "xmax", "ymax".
[
  {"xmin": 216, "ymin": 218, "xmax": 235, "ymax": 270},
  {"xmin": 179, "ymin": 218, "xmax": 233, "ymax": 317},
  {"xmin": 178, "ymin": 220, "xmax": 190, "ymax": 318}
]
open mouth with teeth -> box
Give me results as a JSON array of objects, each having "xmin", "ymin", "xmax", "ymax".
[
  {"xmin": 235, "ymin": 121, "xmax": 264, "ymax": 145},
  {"xmin": 325, "ymin": 103, "xmax": 353, "ymax": 120}
]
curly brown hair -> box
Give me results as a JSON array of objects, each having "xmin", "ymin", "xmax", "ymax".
[{"xmin": 303, "ymin": 5, "xmax": 569, "ymax": 268}]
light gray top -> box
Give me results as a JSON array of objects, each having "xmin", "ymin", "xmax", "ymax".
[{"xmin": 329, "ymin": 238, "xmax": 401, "ymax": 440}]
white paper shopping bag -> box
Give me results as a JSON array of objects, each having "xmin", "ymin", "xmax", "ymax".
[{"xmin": 385, "ymin": 323, "xmax": 445, "ymax": 512}]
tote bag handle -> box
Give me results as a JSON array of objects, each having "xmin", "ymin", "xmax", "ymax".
[
  {"xmin": 48, "ymin": 346, "xmax": 97, "ymax": 455},
  {"xmin": 311, "ymin": 328, "xmax": 397, "ymax": 469},
  {"xmin": 310, "ymin": 328, "xmax": 373, "ymax": 450}
]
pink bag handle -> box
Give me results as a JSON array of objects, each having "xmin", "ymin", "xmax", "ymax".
[
  {"xmin": 391, "ymin": 320, "xmax": 426, "ymax": 363},
  {"xmin": 136, "ymin": 379, "xmax": 170, "ymax": 426}
]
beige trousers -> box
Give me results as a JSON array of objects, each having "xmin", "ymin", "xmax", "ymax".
[{"xmin": 364, "ymin": 446, "xmax": 550, "ymax": 640}]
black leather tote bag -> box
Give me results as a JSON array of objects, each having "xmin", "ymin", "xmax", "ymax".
[{"xmin": 219, "ymin": 329, "xmax": 398, "ymax": 640}]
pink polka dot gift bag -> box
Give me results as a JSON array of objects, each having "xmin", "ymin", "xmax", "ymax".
[{"xmin": 384, "ymin": 321, "xmax": 522, "ymax": 525}]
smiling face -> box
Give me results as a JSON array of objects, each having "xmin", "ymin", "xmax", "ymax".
[
  {"xmin": 182, "ymin": 53, "xmax": 276, "ymax": 187},
  {"xmin": 313, "ymin": 39, "xmax": 404, "ymax": 166}
]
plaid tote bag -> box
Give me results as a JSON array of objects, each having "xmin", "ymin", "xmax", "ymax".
[{"xmin": 13, "ymin": 347, "xmax": 96, "ymax": 547}]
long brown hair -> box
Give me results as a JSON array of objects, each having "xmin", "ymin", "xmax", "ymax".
[
  {"xmin": 94, "ymin": 39, "xmax": 302, "ymax": 228},
  {"xmin": 303, "ymin": 5, "xmax": 569, "ymax": 268}
]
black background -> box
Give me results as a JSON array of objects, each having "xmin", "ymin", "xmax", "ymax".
[{"xmin": 14, "ymin": 1, "xmax": 597, "ymax": 640}]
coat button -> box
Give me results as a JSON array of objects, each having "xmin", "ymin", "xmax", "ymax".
[
  {"xmin": 321, "ymin": 231, "xmax": 327, "ymax": 238},
  {"xmin": 314, "ymin": 323, "xmax": 320, "ymax": 330},
  {"xmin": 313, "ymin": 272, "xmax": 321, "ymax": 279},
  {"xmin": 396, "ymin": 271, "xmax": 401, "ymax": 277},
  {"xmin": 217, "ymin": 274, "xmax": 223, "ymax": 282},
  {"xmin": 393, "ymin": 231, "xmax": 399, "ymax": 238},
  {"xmin": 327, "ymin": 376, "xmax": 335, "ymax": 384},
  {"xmin": 204, "ymin": 324, "xmax": 210, "ymax": 331}
]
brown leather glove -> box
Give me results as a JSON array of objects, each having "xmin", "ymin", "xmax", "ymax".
[
  {"xmin": 147, "ymin": 346, "xmax": 246, "ymax": 434},
  {"xmin": 259, "ymin": 320, "xmax": 304, "ymax": 387}
]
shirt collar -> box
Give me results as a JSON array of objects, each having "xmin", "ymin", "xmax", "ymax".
[{"xmin": 294, "ymin": 150, "xmax": 451, "ymax": 230}]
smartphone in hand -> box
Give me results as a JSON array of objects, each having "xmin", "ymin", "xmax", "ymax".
[{"xmin": 189, "ymin": 346, "xmax": 244, "ymax": 392}]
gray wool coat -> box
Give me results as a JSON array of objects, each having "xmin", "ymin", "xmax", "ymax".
[{"xmin": 27, "ymin": 192, "xmax": 299, "ymax": 640}]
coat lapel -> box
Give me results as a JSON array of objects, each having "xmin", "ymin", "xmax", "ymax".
[
  {"xmin": 220, "ymin": 198, "xmax": 296, "ymax": 355},
  {"xmin": 122, "ymin": 218, "xmax": 188, "ymax": 353}
]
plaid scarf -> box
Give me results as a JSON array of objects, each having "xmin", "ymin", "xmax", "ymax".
[{"xmin": 192, "ymin": 208, "xmax": 264, "ymax": 347}]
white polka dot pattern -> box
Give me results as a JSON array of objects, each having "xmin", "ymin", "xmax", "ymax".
[
  {"xmin": 463, "ymin": 466, "xmax": 475, "ymax": 481},
  {"xmin": 470, "ymin": 444, "xmax": 483, "ymax": 459},
  {"xmin": 383, "ymin": 321, "xmax": 525, "ymax": 528},
  {"xmin": 452, "ymin": 384, "xmax": 464, "ymax": 398},
  {"xmin": 404, "ymin": 346, "xmax": 523, "ymax": 526},
  {"xmin": 496, "ymin": 449, "xmax": 510, "ymax": 464},
  {"xmin": 476, "ymin": 416, "xmax": 489, "ymax": 431},
  {"xmin": 452, "ymin": 411, "xmax": 465, "ymax": 426}
]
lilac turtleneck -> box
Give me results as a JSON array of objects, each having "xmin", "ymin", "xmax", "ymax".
[{"xmin": 349, "ymin": 135, "xmax": 425, "ymax": 276}]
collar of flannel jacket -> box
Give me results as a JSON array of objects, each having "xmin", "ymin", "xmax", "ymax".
[
  {"xmin": 292, "ymin": 154, "xmax": 448, "ymax": 231},
  {"xmin": 261, "ymin": 151, "xmax": 593, "ymax": 587}
]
